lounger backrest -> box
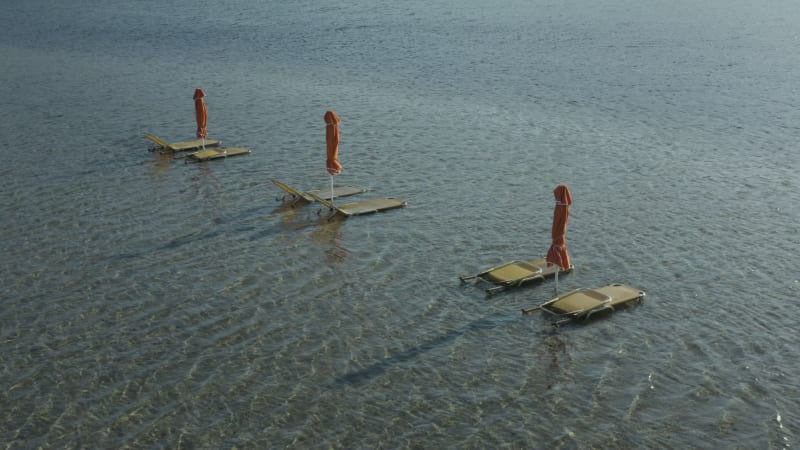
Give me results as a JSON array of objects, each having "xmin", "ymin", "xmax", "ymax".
[
  {"xmin": 306, "ymin": 191, "xmax": 341, "ymax": 212},
  {"xmin": 271, "ymin": 180, "xmax": 303, "ymax": 198},
  {"xmin": 143, "ymin": 133, "xmax": 173, "ymax": 150}
]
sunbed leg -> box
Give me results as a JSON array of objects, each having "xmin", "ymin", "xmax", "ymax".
[
  {"xmin": 459, "ymin": 274, "xmax": 477, "ymax": 283},
  {"xmin": 554, "ymin": 269, "xmax": 559, "ymax": 295},
  {"xmin": 586, "ymin": 305, "xmax": 614, "ymax": 320},
  {"xmin": 486, "ymin": 286, "xmax": 504, "ymax": 297},
  {"xmin": 516, "ymin": 275, "xmax": 543, "ymax": 289},
  {"xmin": 521, "ymin": 306, "xmax": 540, "ymax": 315},
  {"xmin": 554, "ymin": 318, "xmax": 572, "ymax": 328}
]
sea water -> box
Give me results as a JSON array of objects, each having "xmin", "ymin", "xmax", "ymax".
[{"xmin": 1, "ymin": 0, "xmax": 799, "ymax": 447}]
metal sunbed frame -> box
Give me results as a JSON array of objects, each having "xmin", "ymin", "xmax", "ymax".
[
  {"xmin": 306, "ymin": 191, "xmax": 407, "ymax": 219},
  {"xmin": 185, "ymin": 147, "xmax": 251, "ymax": 162},
  {"xmin": 144, "ymin": 133, "xmax": 221, "ymax": 152},
  {"xmin": 522, "ymin": 283, "xmax": 645, "ymax": 327},
  {"xmin": 459, "ymin": 258, "xmax": 572, "ymax": 297},
  {"xmin": 272, "ymin": 179, "xmax": 367, "ymax": 207}
]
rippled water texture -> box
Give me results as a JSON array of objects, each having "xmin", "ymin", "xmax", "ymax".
[{"xmin": 2, "ymin": 0, "xmax": 799, "ymax": 448}]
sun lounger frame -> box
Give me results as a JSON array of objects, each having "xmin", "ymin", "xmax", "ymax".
[
  {"xmin": 185, "ymin": 147, "xmax": 251, "ymax": 162},
  {"xmin": 272, "ymin": 179, "xmax": 367, "ymax": 207},
  {"xmin": 521, "ymin": 284, "xmax": 645, "ymax": 327},
  {"xmin": 460, "ymin": 258, "xmax": 573, "ymax": 297},
  {"xmin": 144, "ymin": 133, "xmax": 221, "ymax": 152},
  {"xmin": 306, "ymin": 191, "xmax": 407, "ymax": 219}
]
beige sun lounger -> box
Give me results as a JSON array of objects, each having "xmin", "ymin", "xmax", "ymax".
[
  {"xmin": 144, "ymin": 133, "xmax": 221, "ymax": 152},
  {"xmin": 185, "ymin": 147, "xmax": 251, "ymax": 162},
  {"xmin": 460, "ymin": 257, "xmax": 572, "ymax": 297},
  {"xmin": 272, "ymin": 179, "xmax": 367, "ymax": 206},
  {"xmin": 522, "ymin": 284, "xmax": 645, "ymax": 327},
  {"xmin": 307, "ymin": 191, "xmax": 407, "ymax": 217}
]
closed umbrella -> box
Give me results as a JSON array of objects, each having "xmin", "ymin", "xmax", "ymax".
[
  {"xmin": 194, "ymin": 88, "xmax": 207, "ymax": 149},
  {"xmin": 324, "ymin": 110, "xmax": 342, "ymax": 203},
  {"xmin": 546, "ymin": 184, "xmax": 572, "ymax": 292}
]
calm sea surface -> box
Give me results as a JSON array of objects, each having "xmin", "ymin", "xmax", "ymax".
[{"xmin": 2, "ymin": 0, "xmax": 799, "ymax": 448}]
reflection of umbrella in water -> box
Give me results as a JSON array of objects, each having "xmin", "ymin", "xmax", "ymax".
[
  {"xmin": 194, "ymin": 88, "xmax": 207, "ymax": 150},
  {"xmin": 324, "ymin": 110, "xmax": 342, "ymax": 205},
  {"xmin": 545, "ymin": 184, "xmax": 572, "ymax": 292}
]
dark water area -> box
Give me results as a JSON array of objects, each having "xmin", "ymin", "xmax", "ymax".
[{"xmin": 2, "ymin": 0, "xmax": 798, "ymax": 448}]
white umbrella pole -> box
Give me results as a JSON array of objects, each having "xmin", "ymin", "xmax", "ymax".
[
  {"xmin": 330, "ymin": 174, "xmax": 335, "ymax": 208},
  {"xmin": 554, "ymin": 266, "xmax": 559, "ymax": 295}
]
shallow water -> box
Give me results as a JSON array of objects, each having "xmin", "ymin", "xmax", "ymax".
[{"xmin": 2, "ymin": 0, "xmax": 799, "ymax": 448}]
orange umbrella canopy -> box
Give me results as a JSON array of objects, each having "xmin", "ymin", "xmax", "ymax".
[
  {"xmin": 324, "ymin": 110, "xmax": 342, "ymax": 175},
  {"xmin": 545, "ymin": 184, "xmax": 573, "ymax": 270},
  {"xmin": 194, "ymin": 88, "xmax": 207, "ymax": 139}
]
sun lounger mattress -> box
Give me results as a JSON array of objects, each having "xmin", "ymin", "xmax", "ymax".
[
  {"xmin": 188, "ymin": 147, "xmax": 250, "ymax": 161},
  {"xmin": 340, "ymin": 198, "xmax": 406, "ymax": 215}
]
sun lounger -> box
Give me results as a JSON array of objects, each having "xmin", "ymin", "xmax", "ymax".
[
  {"xmin": 522, "ymin": 284, "xmax": 645, "ymax": 327},
  {"xmin": 144, "ymin": 133, "xmax": 221, "ymax": 152},
  {"xmin": 272, "ymin": 179, "xmax": 367, "ymax": 206},
  {"xmin": 460, "ymin": 257, "xmax": 572, "ymax": 297},
  {"xmin": 185, "ymin": 147, "xmax": 251, "ymax": 162},
  {"xmin": 306, "ymin": 191, "xmax": 407, "ymax": 218}
]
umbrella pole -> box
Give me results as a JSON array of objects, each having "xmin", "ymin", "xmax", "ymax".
[
  {"xmin": 329, "ymin": 174, "xmax": 335, "ymax": 209},
  {"xmin": 549, "ymin": 262, "xmax": 560, "ymax": 295},
  {"xmin": 554, "ymin": 268, "xmax": 559, "ymax": 295}
]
